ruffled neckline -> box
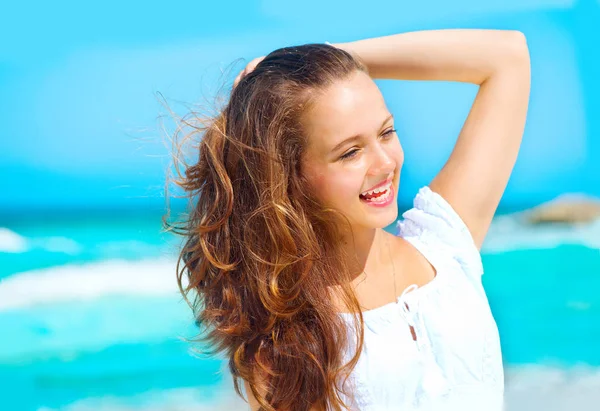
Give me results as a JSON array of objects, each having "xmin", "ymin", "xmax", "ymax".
[{"xmin": 337, "ymin": 235, "xmax": 447, "ymax": 324}]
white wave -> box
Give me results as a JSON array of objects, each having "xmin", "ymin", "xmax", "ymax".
[
  {"xmin": 38, "ymin": 387, "xmax": 247, "ymax": 411},
  {"xmin": 31, "ymin": 236, "xmax": 83, "ymax": 255},
  {"xmin": 35, "ymin": 364, "xmax": 600, "ymax": 411},
  {"xmin": 0, "ymin": 227, "xmax": 29, "ymax": 253},
  {"xmin": 482, "ymin": 214, "xmax": 600, "ymax": 253},
  {"xmin": 0, "ymin": 258, "xmax": 183, "ymax": 311},
  {"xmin": 0, "ymin": 227, "xmax": 83, "ymax": 255},
  {"xmin": 505, "ymin": 363, "xmax": 600, "ymax": 410}
]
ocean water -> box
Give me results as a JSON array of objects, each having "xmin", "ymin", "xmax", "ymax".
[{"xmin": 0, "ymin": 211, "xmax": 598, "ymax": 411}]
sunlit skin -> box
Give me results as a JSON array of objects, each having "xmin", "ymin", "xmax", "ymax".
[{"xmin": 300, "ymin": 70, "xmax": 404, "ymax": 282}]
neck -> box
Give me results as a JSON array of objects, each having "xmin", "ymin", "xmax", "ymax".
[{"xmin": 341, "ymin": 226, "xmax": 390, "ymax": 284}]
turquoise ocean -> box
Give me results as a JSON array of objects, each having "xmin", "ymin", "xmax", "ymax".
[{"xmin": 0, "ymin": 210, "xmax": 599, "ymax": 410}]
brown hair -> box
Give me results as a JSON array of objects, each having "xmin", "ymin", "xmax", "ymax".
[{"xmin": 165, "ymin": 43, "xmax": 370, "ymax": 410}]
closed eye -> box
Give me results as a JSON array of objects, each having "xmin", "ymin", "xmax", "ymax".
[{"xmin": 339, "ymin": 129, "xmax": 397, "ymax": 161}]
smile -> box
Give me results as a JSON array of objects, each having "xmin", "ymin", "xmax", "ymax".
[
  {"xmin": 359, "ymin": 183, "xmax": 394, "ymax": 206},
  {"xmin": 359, "ymin": 181, "xmax": 392, "ymax": 200}
]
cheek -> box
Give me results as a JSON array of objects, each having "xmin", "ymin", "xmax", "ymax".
[
  {"xmin": 320, "ymin": 171, "xmax": 363, "ymax": 204},
  {"xmin": 306, "ymin": 169, "xmax": 361, "ymax": 205},
  {"xmin": 303, "ymin": 168, "xmax": 331, "ymax": 203}
]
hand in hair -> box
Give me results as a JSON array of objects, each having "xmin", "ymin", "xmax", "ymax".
[{"xmin": 233, "ymin": 56, "xmax": 265, "ymax": 88}]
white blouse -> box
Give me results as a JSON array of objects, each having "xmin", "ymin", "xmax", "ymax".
[{"xmin": 338, "ymin": 186, "xmax": 504, "ymax": 411}]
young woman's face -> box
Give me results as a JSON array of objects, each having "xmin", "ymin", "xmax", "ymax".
[{"xmin": 301, "ymin": 70, "xmax": 404, "ymax": 230}]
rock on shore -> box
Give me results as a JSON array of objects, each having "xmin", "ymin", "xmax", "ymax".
[{"xmin": 524, "ymin": 193, "xmax": 600, "ymax": 224}]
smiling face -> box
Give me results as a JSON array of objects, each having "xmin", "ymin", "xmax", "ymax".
[{"xmin": 300, "ymin": 70, "xmax": 404, "ymax": 231}]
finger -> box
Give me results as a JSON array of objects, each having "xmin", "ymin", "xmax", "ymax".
[
  {"xmin": 234, "ymin": 69, "xmax": 246, "ymax": 87},
  {"xmin": 234, "ymin": 58, "xmax": 263, "ymax": 88}
]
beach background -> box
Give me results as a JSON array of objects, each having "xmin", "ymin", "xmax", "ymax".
[{"xmin": 1, "ymin": 0, "xmax": 599, "ymax": 410}]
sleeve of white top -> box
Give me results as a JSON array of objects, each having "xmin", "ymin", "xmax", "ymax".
[{"xmin": 396, "ymin": 186, "xmax": 485, "ymax": 283}]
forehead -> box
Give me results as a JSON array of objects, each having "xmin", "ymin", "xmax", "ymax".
[{"xmin": 302, "ymin": 71, "xmax": 389, "ymax": 154}]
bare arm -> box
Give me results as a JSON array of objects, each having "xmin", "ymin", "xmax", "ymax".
[{"xmin": 333, "ymin": 29, "xmax": 531, "ymax": 249}]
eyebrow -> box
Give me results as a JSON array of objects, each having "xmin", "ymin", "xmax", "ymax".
[{"xmin": 329, "ymin": 114, "xmax": 395, "ymax": 154}]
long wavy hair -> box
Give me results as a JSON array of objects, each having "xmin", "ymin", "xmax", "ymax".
[{"xmin": 165, "ymin": 43, "xmax": 371, "ymax": 411}]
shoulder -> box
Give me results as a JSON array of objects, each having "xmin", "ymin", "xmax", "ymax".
[
  {"xmin": 397, "ymin": 186, "xmax": 472, "ymax": 238},
  {"xmin": 396, "ymin": 186, "xmax": 484, "ymax": 282}
]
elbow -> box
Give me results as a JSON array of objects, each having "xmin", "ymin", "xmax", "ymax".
[
  {"xmin": 502, "ymin": 30, "xmax": 530, "ymax": 66},
  {"xmin": 505, "ymin": 31, "xmax": 531, "ymax": 85},
  {"xmin": 485, "ymin": 30, "xmax": 530, "ymax": 83}
]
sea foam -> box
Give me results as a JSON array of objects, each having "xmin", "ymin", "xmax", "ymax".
[
  {"xmin": 34, "ymin": 364, "xmax": 600, "ymax": 411},
  {"xmin": 482, "ymin": 214, "xmax": 600, "ymax": 253},
  {"xmin": 0, "ymin": 227, "xmax": 82, "ymax": 255},
  {"xmin": 0, "ymin": 258, "xmax": 181, "ymax": 311},
  {"xmin": 0, "ymin": 228, "xmax": 29, "ymax": 253}
]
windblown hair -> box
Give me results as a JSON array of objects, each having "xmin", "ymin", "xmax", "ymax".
[{"xmin": 165, "ymin": 43, "xmax": 370, "ymax": 410}]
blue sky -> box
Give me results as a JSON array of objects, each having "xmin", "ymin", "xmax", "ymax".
[{"xmin": 1, "ymin": 0, "xmax": 598, "ymax": 211}]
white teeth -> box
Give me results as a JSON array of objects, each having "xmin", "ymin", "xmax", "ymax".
[
  {"xmin": 361, "ymin": 182, "xmax": 392, "ymax": 197},
  {"xmin": 363, "ymin": 187, "xmax": 392, "ymax": 203}
]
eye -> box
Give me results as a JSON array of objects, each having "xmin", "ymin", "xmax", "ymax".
[
  {"xmin": 382, "ymin": 128, "xmax": 397, "ymax": 139},
  {"xmin": 338, "ymin": 129, "xmax": 397, "ymax": 162},
  {"xmin": 340, "ymin": 149, "xmax": 359, "ymax": 161}
]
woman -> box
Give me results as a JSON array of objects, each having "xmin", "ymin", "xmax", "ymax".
[{"xmin": 171, "ymin": 29, "xmax": 530, "ymax": 410}]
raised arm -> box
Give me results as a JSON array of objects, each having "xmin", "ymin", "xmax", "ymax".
[{"xmin": 333, "ymin": 29, "xmax": 531, "ymax": 249}]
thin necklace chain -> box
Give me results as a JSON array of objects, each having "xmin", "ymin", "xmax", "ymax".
[{"xmin": 360, "ymin": 234, "xmax": 398, "ymax": 305}]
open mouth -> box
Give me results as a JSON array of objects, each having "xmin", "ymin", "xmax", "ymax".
[{"xmin": 359, "ymin": 181, "xmax": 393, "ymax": 203}]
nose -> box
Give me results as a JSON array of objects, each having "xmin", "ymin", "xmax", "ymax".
[{"xmin": 367, "ymin": 143, "xmax": 395, "ymax": 177}]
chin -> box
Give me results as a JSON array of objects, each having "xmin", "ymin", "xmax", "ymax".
[
  {"xmin": 357, "ymin": 209, "xmax": 399, "ymax": 230},
  {"xmin": 379, "ymin": 212, "xmax": 399, "ymax": 228}
]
